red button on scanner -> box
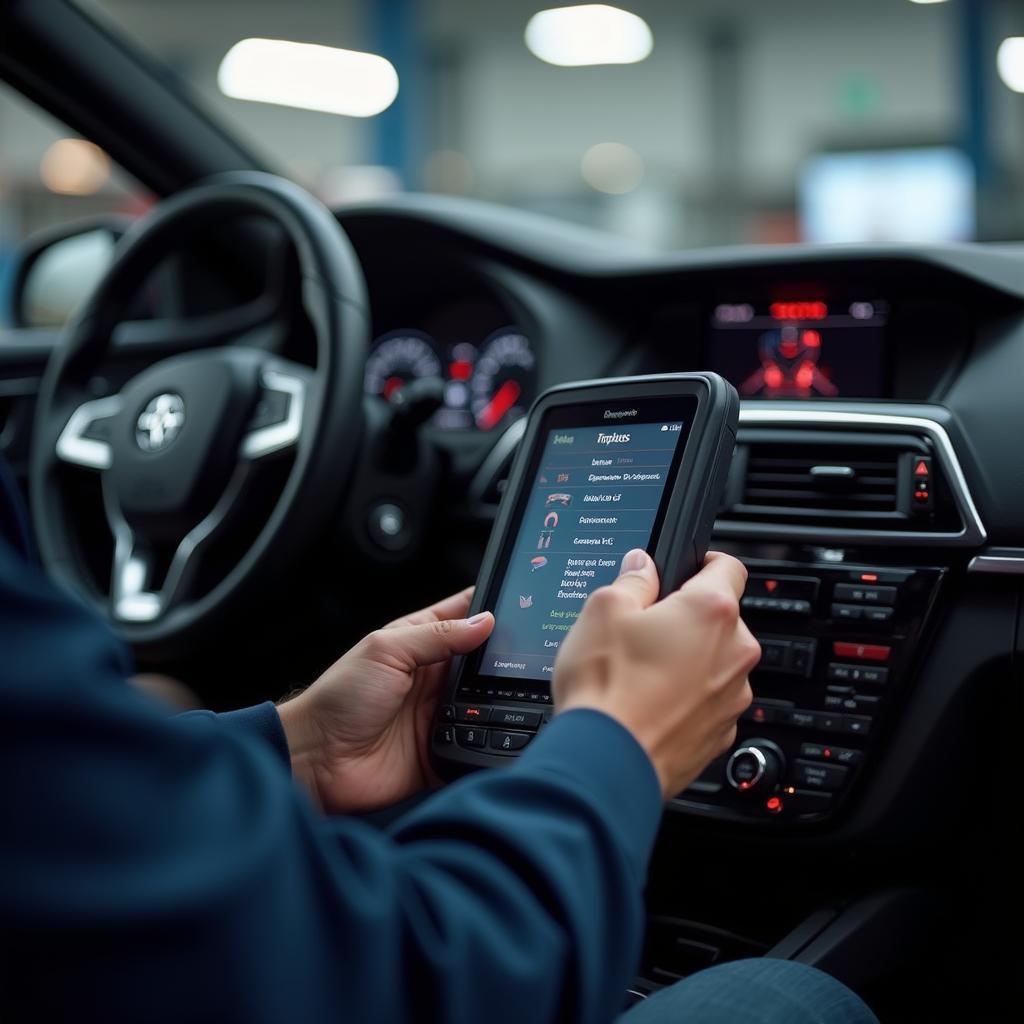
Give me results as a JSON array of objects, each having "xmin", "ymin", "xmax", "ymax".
[{"xmin": 832, "ymin": 642, "xmax": 891, "ymax": 662}]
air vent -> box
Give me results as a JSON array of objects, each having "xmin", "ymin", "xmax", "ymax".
[
  {"xmin": 740, "ymin": 443, "xmax": 900, "ymax": 517},
  {"xmin": 720, "ymin": 426, "xmax": 965, "ymax": 535}
]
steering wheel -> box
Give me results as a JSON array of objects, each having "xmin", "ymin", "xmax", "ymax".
[{"xmin": 30, "ymin": 172, "xmax": 368, "ymax": 652}]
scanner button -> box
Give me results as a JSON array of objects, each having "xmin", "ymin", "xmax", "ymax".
[
  {"xmin": 489, "ymin": 731, "xmax": 531, "ymax": 753},
  {"xmin": 455, "ymin": 726, "xmax": 488, "ymax": 748},
  {"xmin": 491, "ymin": 708, "xmax": 541, "ymax": 729},
  {"xmin": 456, "ymin": 704, "xmax": 491, "ymax": 724}
]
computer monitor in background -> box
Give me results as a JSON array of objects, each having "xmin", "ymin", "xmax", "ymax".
[{"xmin": 799, "ymin": 146, "xmax": 976, "ymax": 244}]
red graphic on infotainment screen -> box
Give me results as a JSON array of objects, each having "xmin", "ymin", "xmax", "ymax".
[{"xmin": 740, "ymin": 326, "xmax": 838, "ymax": 398}]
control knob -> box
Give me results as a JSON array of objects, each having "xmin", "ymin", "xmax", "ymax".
[{"xmin": 725, "ymin": 738, "xmax": 785, "ymax": 794}]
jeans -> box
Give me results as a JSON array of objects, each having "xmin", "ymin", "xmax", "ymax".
[{"xmin": 621, "ymin": 958, "xmax": 879, "ymax": 1024}]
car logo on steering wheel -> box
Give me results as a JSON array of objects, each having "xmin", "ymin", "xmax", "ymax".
[{"xmin": 135, "ymin": 393, "xmax": 185, "ymax": 452}]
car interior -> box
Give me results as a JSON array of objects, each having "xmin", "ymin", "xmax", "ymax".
[{"xmin": 1, "ymin": 1, "xmax": 1021, "ymax": 1020}]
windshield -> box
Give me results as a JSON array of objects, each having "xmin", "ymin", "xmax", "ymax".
[{"xmin": 92, "ymin": 0, "xmax": 1024, "ymax": 250}]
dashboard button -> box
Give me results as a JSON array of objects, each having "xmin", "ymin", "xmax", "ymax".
[
  {"xmin": 456, "ymin": 704, "xmax": 491, "ymax": 724},
  {"xmin": 438, "ymin": 704, "xmax": 456, "ymax": 722},
  {"xmin": 785, "ymin": 709, "xmax": 817, "ymax": 728},
  {"xmin": 786, "ymin": 640, "xmax": 816, "ymax": 676},
  {"xmin": 832, "ymin": 603, "xmax": 863, "ymax": 621},
  {"xmin": 842, "ymin": 715, "xmax": 873, "ymax": 737},
  {"xmin": 834, "ymin": 583, "xmax": 898, "ymax": 605},
  {"xmin": 434, "ymin": 725, "xmax": 454, "ymax": 745},
  {"xmin": 490, "ymin": 708, "xmax": 541, "ymax": 729},
  {"xmin": 758, "ymin": 638, "xmax": 790, "ymax": 668},
  {"xmin": 799, "ymin": 742, "xmax": 861, "ymax": 765},
  {"xmin": 858, "ymin": 666, "xmax": 888, "ymax": 685},
  {"xmin": 792, "ymin": 759, "xmax": 849, "ymax": 791},
  {"xmin": 455, "ymin": 726, "xmax": 488, "ymax": 748},
  {"xmin": 833, "ymin": 641, "xmax": 891, "ymax": 662},
  {"xmin": 489, "ymin": 730, "xmax": 531, "ymax": 753},
  {"xmin": 863, "ymin": 606, "xmax": 894, "ymax": 623}
]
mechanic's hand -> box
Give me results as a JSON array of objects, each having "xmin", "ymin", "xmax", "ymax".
[
  {"xmin": 554, "ymin": 549, "xmax": 759, "ymax": 800},
  {"xmin": 277, "ymin": 588, "xmax": 494, "ymax": 814}
]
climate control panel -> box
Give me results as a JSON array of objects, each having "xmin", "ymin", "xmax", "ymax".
[{"xmin": 673, "ymin": 558, "xmax": 944, "ymax": 825}]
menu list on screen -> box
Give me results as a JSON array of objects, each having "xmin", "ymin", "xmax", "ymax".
[{"xmin": 478, "ymin": 417, "xmax": 687, "ymax": 681}]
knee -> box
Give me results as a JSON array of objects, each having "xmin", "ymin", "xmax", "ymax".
[{"xmin": 627, "ymin": 958, "xmax": 878, "ymax": 1024}]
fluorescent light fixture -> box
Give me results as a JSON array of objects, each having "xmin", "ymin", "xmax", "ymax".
[
  {"xmin": 218, "ymin": 38, "xmax": 398, "ymax": 117},
  {"xmin": 997, "ymin": 37, "xmax": 1024, "ymax": 93},
  {"xmin": 907, "ymin": 1, "xmax": 949, "ymax": 6},
  {"xmin": 525, "ymin": 5, "xmax": 653, "ymax": 67}
]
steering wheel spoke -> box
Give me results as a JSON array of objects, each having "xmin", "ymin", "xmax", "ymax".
[
  {"xmin": 55, "ymin": 396, "xmax": 123, "ymax": 470},
  {"xmin": 241, "ymin": 364, "xmax": 310, "ymax": 460}
]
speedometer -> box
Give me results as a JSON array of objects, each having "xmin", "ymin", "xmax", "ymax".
[
  {"xmin": 471, "ymin": 329, "xmax": 536, "ymax": 431},
  {"xmin": 364, "ymin": 330, "xmax": 443, "ymax": 401}
]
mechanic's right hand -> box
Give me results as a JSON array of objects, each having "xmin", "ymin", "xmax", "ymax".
[{"xmin": 553, "ymin": 549, "xmax": 760, "ymax": 800}]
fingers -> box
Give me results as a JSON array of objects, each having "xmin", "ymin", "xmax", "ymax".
[
  {"xmin": 368, "ymin": 611, "xmax": 495, "ymax": 670},
  {"xmin": 383, "ymin": 586, "xmax": 475, "ymax": 629},
  {"xmin": 606, "ymin": 548, "xmax": 660, "ymax": 609},
  {"xmin": 666, "ymin": 551, "xmax": 747, "ymax": 614}
]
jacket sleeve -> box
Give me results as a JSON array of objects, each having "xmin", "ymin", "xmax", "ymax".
[{"xmin": 0, "ymin": 534, "xmax": 663, "ymax": 1024}]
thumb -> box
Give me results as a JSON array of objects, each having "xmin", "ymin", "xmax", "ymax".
[
  {"xmin": 382, "ymin": 612, "xmax": 495, "ymax": 670},
  {"xmin": 609, "ymin": 548, "xmax": 660, "ymax": 609}
]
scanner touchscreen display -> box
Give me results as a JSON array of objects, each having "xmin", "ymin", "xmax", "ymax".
[{"xmin": 477, "ymin": 397, "xmax": 695, "ymax": 682}]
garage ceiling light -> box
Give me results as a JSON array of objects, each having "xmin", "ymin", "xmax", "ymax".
[
  {"xmin": 997, "ymin": 38, "xmax": 1024, "ymax": 93},
  {"xmin": 525, "ymin": 5, "xmax": 653, "ymax": 67},
  {"xmin": 218, "ymin": 38, "xmax": 399, "ymax": 117}
]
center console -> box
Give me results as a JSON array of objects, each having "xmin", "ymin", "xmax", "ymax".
[{"xmin": 675, "ymin": 555, "xmax": 944, "ymax": 824}]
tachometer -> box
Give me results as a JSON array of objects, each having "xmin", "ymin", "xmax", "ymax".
[
  {"xmin": 364, "ymin": 330, "xmax": 443, "ymax": 401},
  {"xmin": 471, "ymin": 329, "xmax": 536, "ymax": 431}
]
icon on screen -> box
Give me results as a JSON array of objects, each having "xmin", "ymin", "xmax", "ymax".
[
  {"xmin": 543, "ymin": 511, "xmax": 559, "ymax": 529},
  {"xmin": 545, "ymin": 493, "xmax": 572, "ymax": 508},
  {"xmin": 537, "ymin": 530, "xmax": 553, "ymax": 550},
  {"xmin": 661, "ymin": 424, "xmax": 669, "ymax": 432},
  {"xmin": 530, "ymin": 556, "xmax": 548, "ymax": 572},
  {"xmin": 556, "ymin": 472, "xmax": 570, "ymax": 483},
  {"xmin": 519, "ymin": 595, "xmax": 534, "ymax": 609}
]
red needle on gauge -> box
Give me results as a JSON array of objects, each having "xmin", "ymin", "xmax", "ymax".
[{"xmin": 476, "ymin": 379, "xmax": 521, "ymax": 430}]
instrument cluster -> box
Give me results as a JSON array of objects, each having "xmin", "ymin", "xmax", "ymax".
[{"xmin": 364, "ymin": 324, "xmax": 537, "ymax": 432}]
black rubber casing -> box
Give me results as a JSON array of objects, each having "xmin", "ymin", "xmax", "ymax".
[{"xmin": 433, "ymin": 372, "xmax": 739, "ymax": 774}]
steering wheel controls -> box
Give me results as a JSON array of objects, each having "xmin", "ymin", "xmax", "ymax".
[{"xmin": 675, "ymin": 559, "xmax": 944, "ymax": 826}]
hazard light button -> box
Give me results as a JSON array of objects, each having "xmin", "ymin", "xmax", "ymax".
[{"xmin": 908, "ymin": 455, "xmax": 933, "ymax": 512}]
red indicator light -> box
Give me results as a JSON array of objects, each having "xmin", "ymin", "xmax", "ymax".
[
  {"xmin": 802, "ymin": 328, "xmax": 822, "ymax": 348},
  {"xmin": 739, "ymin": 780, "xmax": 751, "ymax": 790},
  {"xmin": 764, "ymin": 579, "xmax": 779, "ymax": 593},
  {"xmin": 914, "ymin": 460, "xmax": 929, "ymax": 477},
  {"xmin": 823, "ymin": 748, "xmax": 832, "ymax": 759},
  {"xmin": 382, "ymin": 376, "xmax": 405, "ymax": 400},
  {"xmin": 795, "ymin": 362, "xmax": 815, "ymax": 389},
  {"xmin": 449, "ymin": 360, "xmax": 473, "ymax": 381},
  {"xmin": 914, "ymin": 490, "xmax": 929, "ymax": 500},
  {"xmin": 752, "ymin": 707, "xmax": 766, "ymax": 723},
  {"xmin": 764, "ymin": 365, "xmax": 783, "ymax": 389},
  {"xmin": 860, "ymin": 573, "xmax": 879, "ymax": 582},
  {"xmin": 770, "ymin": 301, "xmax": 828, "ymax": 321},
  {"xmin": 765, "ymin": 796, "xmax": 783, "ymax": 814}
]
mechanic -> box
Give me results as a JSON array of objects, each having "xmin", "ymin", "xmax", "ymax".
[{"xmin": 0, "ymin": 454, "xmax": 876, "ymax": 1024}]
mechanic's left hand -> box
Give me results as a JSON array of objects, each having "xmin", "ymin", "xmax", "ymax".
[{"xmin": 277, "ymin": 588, "xmax": 493, "ymax": 813}]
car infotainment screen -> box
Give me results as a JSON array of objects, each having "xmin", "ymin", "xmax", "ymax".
[
  {"xmin": 475, "ymin": 397, "xmax": 695, "ymax": 682},
  {"xmin": 708, "ymin": 299, "xmax": 888, "ymax": 399}
]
